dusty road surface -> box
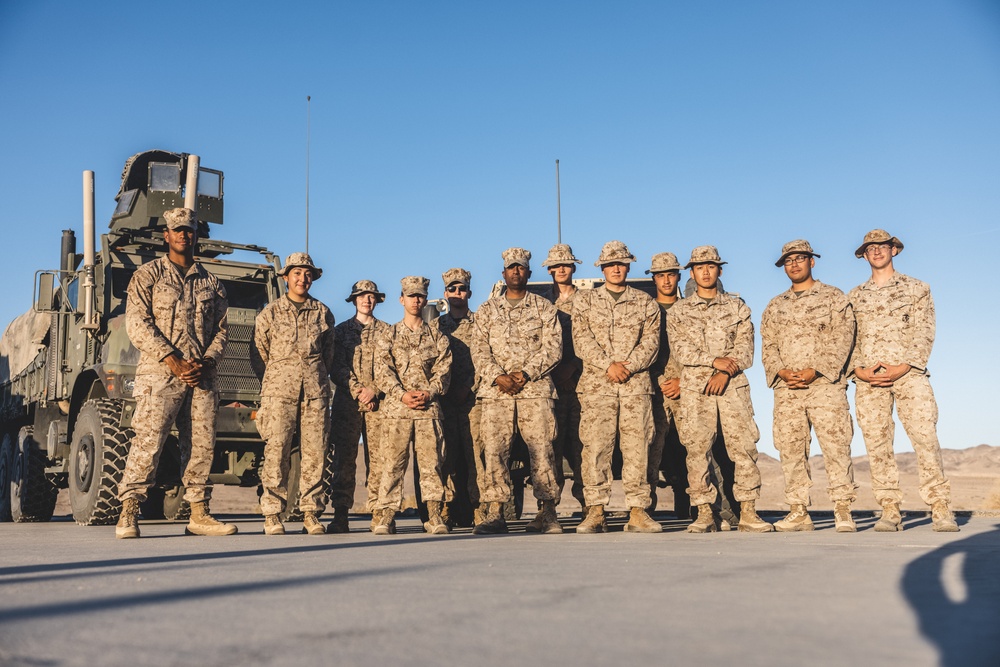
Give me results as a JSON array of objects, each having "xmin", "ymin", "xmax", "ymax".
[{"xmin": 1, "ymin": 512, "xmax": 998, "ymax": 667}]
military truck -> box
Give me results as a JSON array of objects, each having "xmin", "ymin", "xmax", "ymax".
[{"xmin": 0, "ymin": 150, "xmax": 285, "ymax": 525}]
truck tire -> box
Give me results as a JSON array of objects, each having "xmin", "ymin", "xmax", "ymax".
[
  {"xmin": 10, "ymin": 427, "xmax": 58, "ymax": 522},
  {"xmin": 68, "ymin": 399, "xmax": 132, "ymax": 526},
  {"xmin": 140, "ymin": 484, "xmax": 191, "ymax": 521},
  {"xmin": 0, "ymin": 430, "xmax": 15, "ymax": 522}
]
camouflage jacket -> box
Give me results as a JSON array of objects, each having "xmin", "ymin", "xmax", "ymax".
[
  {"xmin": 434, "ymin": 311, "xmax": 479, "ymax": 403},
  {"xmin": 546, "ymin": 286, "xmax": 583, "ymax": 393},
  {"xmin": 377, "ymin": 320, "xmax": 452, "ymax": 419},
  {"xmin": 651, "ymin": 300, "xmax": 683, "ymax": 389},
  {"xmin": 847, "ymin": 272, "xmax": 934, "ymax": 374},
  {"xmin": 125, "ymin": 256, "xmax": 227, "ymax": 386},
  {"xmin": 332, "ymin": 316, "xmax": 390, "ymax": 411},
  {"xmin": 761, "ymin": 281, "xmax": 855, "ymax": 389},
  {"xmin": 251, "ymin": 296, "xmax": 336, "ymax": 400},
  {"xmin": 572, "ymin": 285, "xmax": 660, "ymax": 396},
  {"xmin": 472, "ymin": 292, "xmax": 562, "ymax": 401},
  {"xmin": 666, "ymin": 291, "xmax": 753, "ymax": 392}
]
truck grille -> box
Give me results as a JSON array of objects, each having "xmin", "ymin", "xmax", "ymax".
[{"xmin": 219, "ymin": 309, "xmax": 260, "ymax": 399}]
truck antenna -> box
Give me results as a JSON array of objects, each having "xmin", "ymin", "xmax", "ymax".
[
  {"xmin": 305, "ymin": 95, "xmax": 311, "ymax": 254},
  {"xmin": 555, "ymin": 159, "xmax": 562, "ymax": 244}
]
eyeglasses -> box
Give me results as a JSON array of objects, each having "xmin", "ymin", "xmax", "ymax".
[
  {"xmin": 446, "ymin": 285, "xmax": 469, "ymax": 294},
  {"xmin": 783, "ymin": 255, "xmax": 811, "ymax": 266},
  {"xmin": 864, "ymin": 243, "xmax": 892, "ymax": 255}
]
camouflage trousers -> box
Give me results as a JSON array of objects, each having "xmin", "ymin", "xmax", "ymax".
[
  {"xmin": 376, "ymin": 418, "xmax": 446, "ymax": 511},
  {"xmin": 773, "ymin": 383, "xmax": 857, "ymax": 506},
  {"xmin": 329, "ymin": 397, "xmax": 385, "ymax": 511},
  {"xmin": 441, "ymin": 396, "xmax": 484, "ymax": 506},
  {"xmin": 649, "ymin": 395, "xmax": 687, "ymax": 502},
  {"xmin": 579, "ymin": 393, "xmax": 654, "ymax": 509},
  {"xmin": 257, "ymin": 395, "xmax": 331, "ymax": 515},
  {"xmin": 480, "ymin": 398, "xmax": 559, "ymax": 504},
  {"xmin": 677, "ymin": 385, "xmax": 762, "ymax": 507},
  {"xmin": 119, "ymin": 379, "xmax": 218, "ymax": 504},
  {"xmin": 855, "ymin": 373, "xmax": 951, "ymax": 505},
  {"xmin": 552, "ymin": 392, "xmax": 584, "ymax": 508}
]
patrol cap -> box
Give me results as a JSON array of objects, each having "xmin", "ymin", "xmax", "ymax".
[
  {"xmin": 541, "ymin": 243, "xmax": 582, "ymax": 267},
  {"xmin": 400, "ymin": 276, "xmax": 430, "ymax": 297},
  {"xmin": 855, "ymin": 229, "xmax": 904, "ymax": 258},
  {"xmin": 502, "ymin": 247, "xmax": 531, "ymax": 269},
  {"xmin": 345, "ymin": 279, "xmax": 385, "ymax": 303},
  {"xmin": 163, "ymin": 207, "xmax": 197, "ymax": 231},
  {"xmin": 442, "ymin": 267, "xmax": 471, "ymax": 288},
  {"xmin": 684, "ymin": 245, "xmax": 727, "ymax": 269},
  {"xmin": 278, "ymin": 252, "xmax": 323, "ymax": 279},
  {"xmin": 594, "ymin": 240, "xmax": 636, "ymax": 267},
  {"xmin": 775, "ymin": 240, "xmax": 820, "ymax": 267},
  {"xmin": 645, "ymin": 252, "xmax": 682, "ymax": 275}
]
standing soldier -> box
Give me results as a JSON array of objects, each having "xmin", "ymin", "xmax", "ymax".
[
  {"xmin": 374, "ymin": 277, "xmax": 452, "ymax": 535},
  {"xmin": 434, "ymin": 268, "xmax": 484, "ymax": 527},
  {"xmin": 541, "ymin": 243, "xmax": 586, "ymax": 514},
  {"xmin": 472, "ymin": 248, "xmax": 564, "ymax": 535},
  {"xmin": 573, "ymin": 241, "xmax": 662, "ymax": 534},
  {"xmin": 328, "ymin": 280, "xmax": 390, "ymax": 533},
  {"xmin": 848, "ymin": 230, "xmax": 958, "ymax": 532},
  {"xmin": 116, "ymin": 207, "xmax": 235, "ymax": 539},
  {"xmin": 667, "ymin": 245, "xmax": 773, "ymax": 533},
  {"xmin": 761, "ymin": 240, "xmax": 858, "ymax": 533},
  {"xmin": 251, "ymin": 253, "xmax": 335, "ymax": 536}
]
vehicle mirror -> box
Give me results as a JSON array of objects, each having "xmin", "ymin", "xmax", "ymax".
[{"xmin": 36, "ymin": 272, "xmax": 55, "ymax": 311}]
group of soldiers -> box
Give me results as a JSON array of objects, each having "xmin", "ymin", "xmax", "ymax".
[{"xmin": 113, "ymin": 206, "xmax": 959, "ymax": 538}]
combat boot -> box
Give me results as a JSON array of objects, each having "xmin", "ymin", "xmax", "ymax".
[
  {"xmin": 423, "ymin": 501, "xmax": 450, "ymax": 535},
  {"xmin": 472, "ymin": 502, "xmax": 508, "ymax": 535},
  {"xmin": 326, "ymin": 506, "xmax": 350, "ymax": 534},
  {"xmin": 186, "ymin": 501, "xmax": 238, "ymax": 536},
  {"xmin": 874, "ymin": 500, "xmax": 903, "ymax": 532},
  {"xmin": 624, "ymin": 507, "xmax": 663, "ymax": 533},
  {"xmin": 575, "ymin": 504, "xmax": 606, "ymax": 534},
  {"xmin": 302, "ymin": 512, "xmax": 325, "ymax": 535},
  {"xmin": 931, "ymin": 501, "xmax": 959, "ymax": 533},
  {"xmin": 472, "ymin": 504, "xmax": 487, "ymax": 527},
  {"xmin": 526, "ymin": 500, "xmax": 563, "ymax": 534},
  {"xmin": 263, "ymin": 514, "xmax": 285, "ymax": 535},
  {"xmin": 687, "ymin": 504, "xmax": 718, "ymax": 533},
  {"xmin": 115, "ymin": 497, "xmax": 140, "ymax": 539},
  {"xmin": 737, "ymin": 501, "xmax": 774, "ymax": 533},
  {"xmin": 373, "ymin": 509, "xmax": 397, "ymax": 535},
  {"xmin": 834, "ymin": 501, "xmax": 856, "ymax": 533},
  {"xmin": 774, "ymin": 505, "xmax": 814, "ymax": 532}
]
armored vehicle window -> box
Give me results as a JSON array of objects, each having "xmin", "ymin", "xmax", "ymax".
[
  {"xmin": 112, "ymin": 190, "xmax": 138, "ymax": 219},
  {"xmin": 220, "ymin": 279, "xmax": 269, "ymax": 312},
  {"xmin": 149, "ymin": 163, "xmax": 181, "ymax": 192},
  {"xmin": 111, "ymin": 266, "xmax": 137, "ymax": 301},
  {"xmin": 197, "ymin": 169, "xmax": 222, "ymax": 198}
]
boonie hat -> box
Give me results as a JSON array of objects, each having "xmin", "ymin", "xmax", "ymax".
[
  {"xmin": 345, "ymin": 279, "xmax": 385, "ymax": 303},
  {"xmin": 775, "ymin": 240, "xmax": 820, "ymax": 267},
  {"xmin": 163, "ymin": 207, "xmax": 197, "ymax": 231},
  {"xmin": 502, "ymin": 247, "xmax": 531, "ymax": 269},
  {"xmin": 401, "ymin": 276, "xmax": 430, "ymax": 297},
  {"xmin": 594, "ymin": 240, "xmax": 636, "ymax": 267},
  {"xmin": 646, "ymin": 252, "xmax": 682, "ymax": 275},
  {"xmin": 684, "ymin": 245, "xmax": 727, "ymax": 269},
  {"xmin": 442, "ymin": 268, "xmax": 472, "ymax": 287},
  {"xmin": 278, "ymin": 252, "xmax": 323, "ymax": 279},
  {"xmin": 541, "ymin": 243, "xmax": 582, "ymax": 267},
  {"xmin": 855, "ymin": 229, "xmax": 904, "ymax": 258}
]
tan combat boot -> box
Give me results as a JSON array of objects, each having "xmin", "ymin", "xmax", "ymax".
[
  {"xmin": 625, "ymin": 507, "xmax": 663, "ymax": 533},
  {"xmin": 774, "ymin": 505, "xmax": 814, "ymax": 532},
  {"xmin": 575, "ymin": 504, "xmax": 606, "ymax": 534},
  {"xmin": 931, "ymin": 501, "xmax": 959, "ymax": 533},
  {"xmin": 472, "ymin": 504, "xmax": 487, "ymax": 527},
  {"xmin": 874, "ymin": 500, "xmax": 903, "ymax": 532},
  {"xmin": 834, "ymin": 501, "xmax": 856, "ymax": 533},
  {"xmin": 373, "ymin": 508, "xmax": 397, "ymax": 535},
  {"xmin": 263, "ymin": 514, "xmax": 285, "ymax": 535},
  {"xmin": 737, "ymin": 500, "xmax": 774, "ymax": 533},
  {"xmin": 424, "ymin": 501, "xmax": 450, "ymax": 535},
  {"xmin": 186, "ymin": 501, "xmax": 238, "ymax": 536},
  {"xmin": 472, "ymin": 502, "xmax": 508, "ymax": 535},
  {"xmin": 115, "ymin": 497, "xmax": 141, "ymax": 539},
  {"xmin": 526, "ymin": 500, "xmax": 563, "ymax": 534},
  {"xmin": 326, "ymin": 506, "xmax": 350, "ymax": 534},
  {"xmin": 687, "ymin": 504, "xmax": 718, "ymax": 533},
  {"xmin": 302, "ymin": 512, "xmax": 325, "ymax": 535}
]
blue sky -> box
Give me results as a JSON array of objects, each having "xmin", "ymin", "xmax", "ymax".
[{"xmin": 1, "ymin": 1, "xmax": 998, "ymax": 458}]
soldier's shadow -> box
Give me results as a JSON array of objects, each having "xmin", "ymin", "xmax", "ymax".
[{"xmin": 900, "ymin": 522, "xmax": 1000, "ymax": 667}]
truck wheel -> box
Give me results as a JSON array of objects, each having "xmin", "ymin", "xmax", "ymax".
[
  {"xmin": 10, "ymin": 427, "xmax": 58, "ymax": 522},
  {"xmin": 0, "ymin": 430, "xmax": 14, "ymax": 522},
  {"xmin": 139, "ymin": 485, "xmax": 190, "ymax": 521},
  {"xmin": 69, "ymin": 399, "xmax": 132, "ymax": 526}
]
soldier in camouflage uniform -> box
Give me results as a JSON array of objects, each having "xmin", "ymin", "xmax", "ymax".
[
  {"xmin": 434, "ymin": 268, "xmax": 484, "ymax": 527},
  {"xmin": 667, "ymin": 245, "xmax": 773, "ymax": 533},
  {"xmin": 328, "ymin": 280, "xmax": 390, "ymax": 533},
  {"xmin": 848, "ymin": 230, "xmax": 958, "ymax": 532},
  {"xmin": 761, "ymin": 240, "xmax": 858, "ymax": 533},
  {"xmin": 542, "ymin": 243, "xmax": 586, "ymax": 514},
  {"xmin": 373, "ymin": 276, "xmax": 453, "ymax": 535},
  {"xmin": 251, "ymin": 253, "xmax": 336, "ymax": 536},
  {"xmin": 472, "ymin": 248, "xmax": 563, "ymax": 535},
  {"xmin": 116, "ymin": 207, "xmax": 236, "ymax": 539},
  {"xmin": 573, "ymin": 241, "xmax": 662, "ymax": 533}
]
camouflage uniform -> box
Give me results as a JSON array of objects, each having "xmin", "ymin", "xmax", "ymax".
[
  {"xmin": 330, "ymin": 315, "xmax": 391, "ymax": 511},
  {"xmin": 649, "ymin": 299, "xmax": 686, "ymax": 503},
  {"xmin": 251, "ymin": 295, "xmax": 336, "ymax": 515},
  {"xmin": 547, "ymin": 285, "xmax": 585, "ymax": 507},
  {"xmin": 848, "ymin": 272, "xmax": 950, "ymax": 505},
  {"xmin": 375, "ymin": 315, "xmax": 452, "ymax": 512},
  {"xmin": 473, "ymin": 290, "xmax": 563, "ymax": 505},
  {"xmin": 667, "ymin": 291, "xmax": 763, "ymax": 506},
  {"xmin": 119, "ymin": 255, "xmax": 227, "ymax": 504},
  {"xmin": 761, "ymin": 281, "xmax": 857, "ymax": 506},
  {"xmin": 573, "ymin": 284, "xmax": 660, "ymax": 509}
]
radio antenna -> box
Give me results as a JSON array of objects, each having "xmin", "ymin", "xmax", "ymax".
[
  {"xmin": 305, "ymin": 95, "xmax": 311, "ymax": 253},
  {"xmin": 555, "ymin": 159, "xmax": 562, "ymax": 243}
]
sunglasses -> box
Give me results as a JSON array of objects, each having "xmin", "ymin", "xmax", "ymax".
[{"xmin": 446, "ymin": 285, "xmax": 469, "ymax": 294}]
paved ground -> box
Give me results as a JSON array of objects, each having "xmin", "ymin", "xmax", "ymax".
[{"xmin": 1, "ymin": 512, "xmax": 998, "ymax": 667}]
